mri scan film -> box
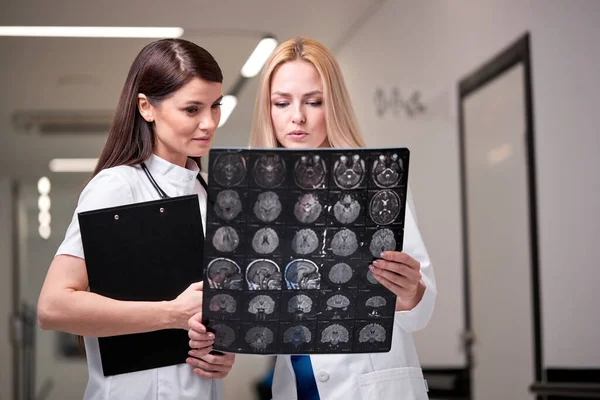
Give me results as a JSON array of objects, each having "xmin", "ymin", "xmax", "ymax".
[{"xmin": 204, "ymin": 147, "xmax": 410, "ymax": 354}]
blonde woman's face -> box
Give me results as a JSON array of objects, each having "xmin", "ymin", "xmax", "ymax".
[{"xmin": 270, "ymin": 60, "xmax": 328, "ymax": 149}]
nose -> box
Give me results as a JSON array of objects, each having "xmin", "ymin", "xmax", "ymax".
[
  {"xmin": 199, "ymin": 110, "xmax": 218, "ymax": 131},
  {"xmin": 291, "ymin": 106, "xmax": 306, "ymax": 125}
]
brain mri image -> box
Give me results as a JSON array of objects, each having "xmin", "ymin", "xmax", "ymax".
[
  {"xmin": 212, "ymin": 226, "xmax": 240, "ymax": 253},
  {"xmin": 291, "ymin": 229, "xmax": 320, "ymax": 255},
  {"xmin": 372, "ymin": 153, "xmax": 403, "ymax": 188},
  {"xmin": 212, "ymin": 324, "xmax": 236, "ymax": 347},
  {"xmin": 207, "ymin": 258, "xmax": 243, "ymax": 290},
  {"xmin": 326, "ymin": 294, "xmax": 351, "ymax": 312},
  {"xmin": 213, "ymin": 152, "xmax": 247, "ymax": 187},
  {"xmin": 287, "ymin": 294, "xmax": 314, "ymax": 314},
  {"xmin": 358, "ymin": 323, "xmax": 386, "ymax": 343},
  {"xmin": 331, "ymin": 229, "xmax": 359, "ymax": 257},
  {"xmin": 283, "ymin": 325, "xmax": 312, "ymax": 349},
  {"xmin": 246, "ymin": 259, "xmax": 282, "ymax": 290},
  {"xmin": 369, "ymin": 228, "xmax": 396, "ymax": 258},
  {"xmin": 333, "ymin": 193, "xmax": 361, "ymax": 224},
  {"xmin": 366, "ymin": 295, "xmax": 387, "ymax": 317},
  {"xmin": 320, "ymin": 324, "xmax": 350, "ymax": 346},
  {"xmin": 208, "ymin": 294, "xmax": 237, "ymax": 314},
  {"xmin": 253, "ymin": 191, "xmax": 282, "ymax": 222},
  {"xmin": 254, "ymin": 154, "xmax": 286, "ymax": 188},
  {"xmin": 369, "ymin": 190, "xmax": 400, "ymax": 225},
  {"xmin": 293, "ymin": 193, "xmax": 323, "ymax": 224},
  {"xmin": 245, "ymin": 326, "xmax": 274, "ymax": 352},
  {"xmin": 285, "ymin": 259, "xmax": 321, "ymax": 290},
  {"xmin": 328, "ymin": 262, "xmax": 353, "ymax": 285},
  {"xmin": 333, "ymin": 154, "xmax": 365, "ymax": 189},
  {"xmin": 247, "ymin": 295, "xmax": 276, "ymax": 320},
  {"xmin": 205, "ymin": 147, "xmax": 409, "ymax": 354},
  {"xmin": 294, "ymin": 155, "xmax": 327, "ymax": 189},
  {"xmin": 252, "ymin": 227, "xmax": 279, "ymax": 254},
  {"xmin": 366, "ymin": 269, "xmax": 381, "ymax": 285},
  {"xmin": 214, "ymin": 190, "xmax": 243, "ymax": 221}
]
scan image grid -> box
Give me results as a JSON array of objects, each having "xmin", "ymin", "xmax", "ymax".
[{"xmin": 202, "ymin": 147, "xmax": 409, "ymax": 354}]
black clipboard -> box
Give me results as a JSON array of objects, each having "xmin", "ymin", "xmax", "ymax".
[{"xmin": 78, "ymin": 194, "xmax": 204, "ymax": 376}]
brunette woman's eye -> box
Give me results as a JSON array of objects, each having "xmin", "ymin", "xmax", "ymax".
[
  {"xmin": 211, "ymin": 102, "xmax": 222, "ymax": 109},
  {"xmin": 185, "ymin": 107, "xmax": 199, "ymax": 114}
]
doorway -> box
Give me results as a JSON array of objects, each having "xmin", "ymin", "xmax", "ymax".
[{"xmin": 458, "ymin": 33, "xmax": 542, "ymax": 400}]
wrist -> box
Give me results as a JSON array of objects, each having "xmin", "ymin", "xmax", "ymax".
[
  {"xmin": 395, "ymin": 282, "xmax": 426, "ymax": 311},
  {"xmin": 161, "ymin": 300, "xmax": 180, "ymax": 330}
]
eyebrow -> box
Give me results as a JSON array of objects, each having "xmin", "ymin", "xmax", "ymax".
[
  {"xmin": 272, "ymin": 90, "xmax": 322, "ymax": 98},
  {"xmin": 184, "ymin": 95, "xmax": 224, "ymax": 106}
]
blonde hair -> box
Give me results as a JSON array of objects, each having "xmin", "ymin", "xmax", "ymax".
[{"xmin": 249, "ymin": 37, "xmax": 366, "ymax": 149}]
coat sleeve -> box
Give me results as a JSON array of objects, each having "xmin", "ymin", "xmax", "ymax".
[
  {"xmin": 393, "ymin": 186, "xmax": 437, "ymax": 333},
  {"xmin": 55, "ymin": 168, "xmax": 134, "ymax": 260}
]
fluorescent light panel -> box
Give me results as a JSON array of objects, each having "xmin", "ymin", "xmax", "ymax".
[
  {"xmin": 49, "ymin": 158, "xmax": 98, "ymax": 172},
  {"xmin": 241, "ymin": 37, "xmax": 278, "ymax": 78},
  {"xmin": 218, "ymin": 95, "xmax": 237, "ymax": 127},
  {"xmin": 0, "ymin": 26, "xmax": 183, "ymax": 38}
]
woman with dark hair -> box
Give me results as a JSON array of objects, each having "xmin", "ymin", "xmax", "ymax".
[{"xmin": 37, "ymin": 38, "xmax": 234, "ymax": 400}]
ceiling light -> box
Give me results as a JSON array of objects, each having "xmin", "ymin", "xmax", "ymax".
[
  {"xmin": 39, "ymin": 225, "xmax": 51, "ymax": 240},
  {"xmin": 39, "ymin": 211, "xmax": 51, "ymax": 226},
  {"xmin": 38, "ymin": 195, "xmax": 51, "ymax": 211},
  {"xmin": 218, "ymin": 95, "xmax": 237, "ymax": 127},
  {"xmin": 37, "ymin": 176, "xmax": 51, "ymax": 194},
  {"xmin": 0, "ymin": 26, "xmax": 184, "ymax": 38},
  {"xmin": 49, "ymin": 158, "xmax": 98, "ymax": 172},
  {"xmin": 240, "ymin": 37, "xmax": 278, "ymax": 78}
]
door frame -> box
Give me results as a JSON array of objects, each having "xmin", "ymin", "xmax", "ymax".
[{"xmin": 457, "ymin": 32, "xmax": 543, "ymax": 397}]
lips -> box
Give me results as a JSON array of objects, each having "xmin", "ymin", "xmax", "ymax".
[{"xmin": 287, "ymin": 131, "xmax": 309, "ymax": 141}]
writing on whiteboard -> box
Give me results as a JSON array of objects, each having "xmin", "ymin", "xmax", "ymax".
[{"xmin": 374, "ymin": 88, "xmax": 426, "ymax": 118}]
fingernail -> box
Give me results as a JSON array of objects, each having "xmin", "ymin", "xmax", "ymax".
[
  {"xmin": 188, "ymin": 350, "xmax": 195, "ymax": 356},
  {"xmin": 380, "ymin": 252, "xmax": 387, "ymax": 258},
  {"xmin": 372, "ymin": 260, "xmax": 380, "ymax": 267},
  {"xmin": 208, "ymin": 333, "xmax": 215, "ymax": 339},
  {"xmin": 368, "ymin": 264, "xmax": 374, "ymax": 270}
]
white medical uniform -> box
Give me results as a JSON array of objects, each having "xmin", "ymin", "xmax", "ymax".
[
  {"xmin": 271, "ymin": 189, "xmax": 437, "ymax": 400},
  {"xmin": 56, "ymin": 154, "xmax": 222, "ymax": 400}
]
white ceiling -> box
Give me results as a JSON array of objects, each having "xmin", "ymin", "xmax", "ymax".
[{"xmin": 0, "ymin": 0, "xmax": 383, "ymax": 182}]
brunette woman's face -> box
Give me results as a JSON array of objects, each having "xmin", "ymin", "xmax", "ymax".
[
  {"xmin": 270, "ymin": 60, "xmax": 328, "ymax": 149},
  {"xmin": 139, "ymin": 77, "xmax": 222, "ymax": 167}
]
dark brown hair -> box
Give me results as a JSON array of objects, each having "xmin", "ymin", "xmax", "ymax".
[{"xmin": 92, "ymin": 38, "xmax": 223, "ymax": 177}]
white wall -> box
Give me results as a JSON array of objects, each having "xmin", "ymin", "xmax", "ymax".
[
  {"xmin": 0, "ymin": 179, "xmax": 14, "ymax": 400},
  {"xmin": 336, "ymin": 0, "xmax": 600, "ymax": 369}
]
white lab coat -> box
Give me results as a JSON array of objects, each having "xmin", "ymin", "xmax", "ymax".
[
  {"xmin": 56, "ymin": 154, "xmax": 223, "ymax": 400},
  {"xmin": 271, "ymin": 189, "xmax": 437, "ymax": 400}
]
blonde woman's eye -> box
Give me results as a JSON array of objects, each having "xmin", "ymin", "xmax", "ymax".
[
  {"xmin": 274, "ymin": 102, "xmax": 288, "ymax": 108},
  {"xmin": 308, "ymin": 101, "xmax": 322, "ymax": 107}
]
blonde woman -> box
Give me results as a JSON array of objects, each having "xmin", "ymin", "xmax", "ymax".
[{"xmin": 189, "ymin": 37, "xmax": 436, "ymax": 400}]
